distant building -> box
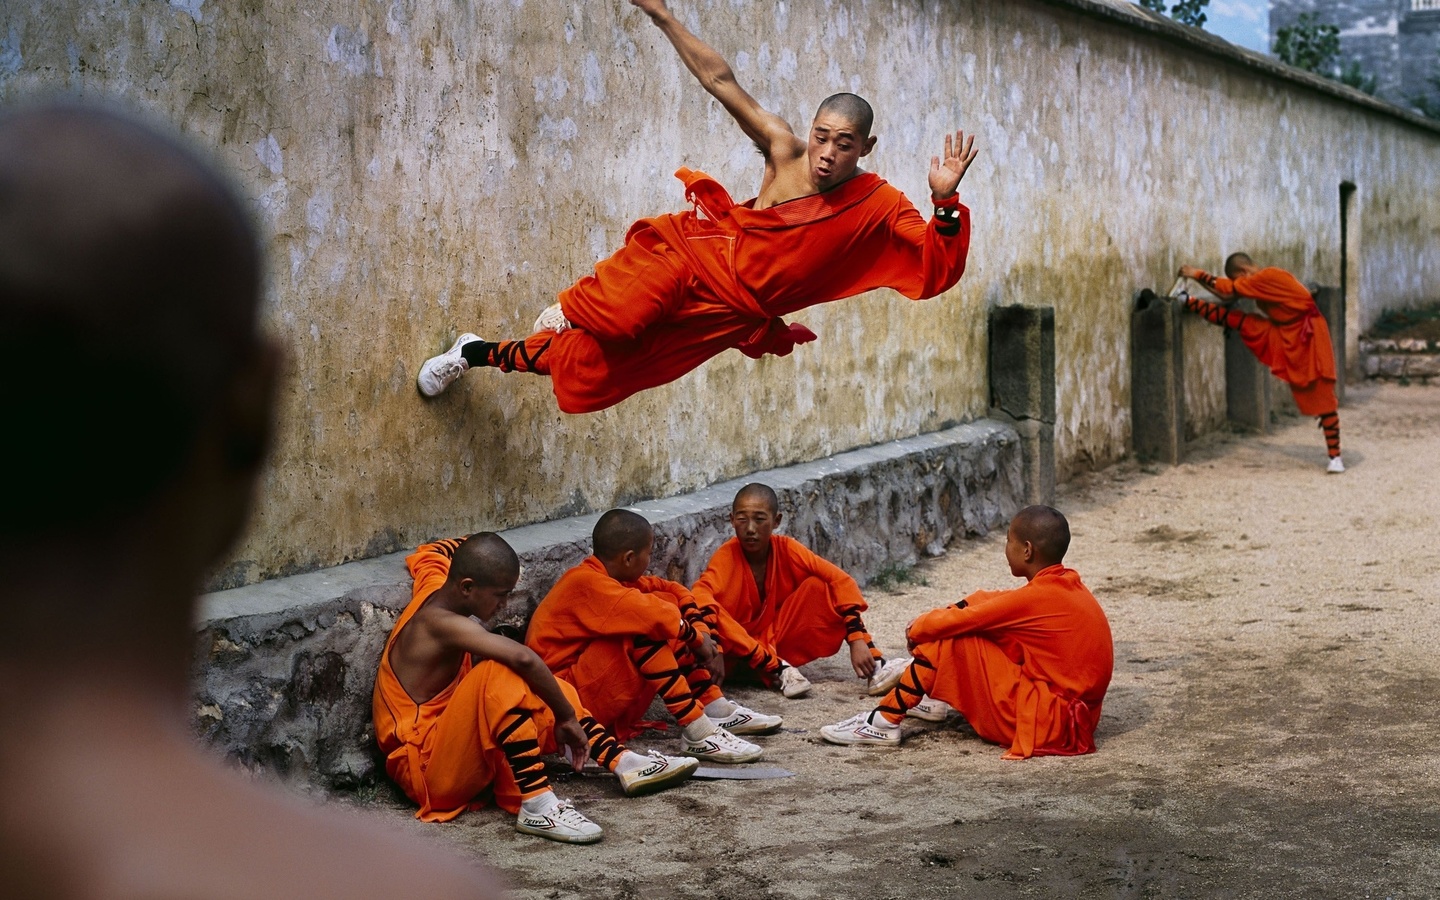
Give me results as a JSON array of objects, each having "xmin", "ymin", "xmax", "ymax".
[{"xmin": 1271, "ymin": 1, "xmax": 1440, "ymax": 112}]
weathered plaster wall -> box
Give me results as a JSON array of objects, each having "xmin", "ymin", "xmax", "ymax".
[{"xmin": 3, "ymin": 0, "xmax": 1438, "ymax": 582}]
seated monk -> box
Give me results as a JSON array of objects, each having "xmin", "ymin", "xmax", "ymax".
[
  {"xmin": 527, "ymin": 509, "xmax": 782, "ymax": 762},
  {"xmin": 820, "ymin": 506, "xmax": 1114, "ymax": 759},
  {"xmin": 690, "ymin": 483, "xmax": 912, "ymax": 700},
  {"xmin": 374, "ymin": 533, "xmax": 699, "ymax": 845}
]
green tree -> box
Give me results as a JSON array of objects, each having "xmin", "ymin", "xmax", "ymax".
[
  {"xmin": 1274, "ymin": 13, "xmax": 1340, "ymax": 74},
  {"xmin": 1337, "ymin": 60, "xmax": 1378, "ymax": 95},
  {"xmin": 1136, "ymin": 0, "xmax": 1209, "ymax": 29},
  {"xmin": 1138, "ymin": 0, "xmax": 1167, "ymax": 11}
]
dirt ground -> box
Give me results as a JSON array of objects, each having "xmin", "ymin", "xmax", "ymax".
[{"xmin": 337, "ymin": 381, "xmax": 1440, "ymax": 899}]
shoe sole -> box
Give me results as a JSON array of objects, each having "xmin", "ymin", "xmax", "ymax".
[
  {"xmin": 620, "ymin": 760, "xmax": 699, "ymax": 797},
  {"xmin": 721, "ymin": 719, "xmax": 784, "ymax": 736},
  {"xmin": 905, "ymin": 710, "xmax": 949, "ymax": 723},
  {"xmin": 514, "ymin": 822, "xmax": 604, "ymax": 844},
  {"xmin": 819, "ymin": 729, "xmax": 902, "ymax": 749},
  {"xmin": 679, "ymin": 747, "xmax": 765, "ymax": 764}
]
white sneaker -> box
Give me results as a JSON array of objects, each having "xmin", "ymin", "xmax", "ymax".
[
  {"xmin": 416, "ymin": 332, "xmax": 479, "ymax": 397},
  {"xmin": 712, "ymin": 704, "xmax": 783, "ymax": 736},
  {"xmin": 820, "ymin": 710, "xmax": 902, "ymax": 748},
  {"xmin": 681, "ymin": 727, "xmax": 764, "ymax": 764},
  {"xmin": 617, "ymin": 750, "xmax": 699, "ymax": 797},
  {"xmin": 905, "ymin": 696, "xmax": 953, "ymax": 723},
  {"xmin": 514, "ymin": 796, "xmax": 603, "ymax": 844},
  {"xmin": 1327, "ymin": 456, "xmax": 1345, "ymax": 474},
  {"xmin": 778, "ymin": 665, "xmax": 812, "ymax": 699},
  {"xmin": 532, "ymin": 303, "xmax": 573, "ymax": 335},
  {"xmin": 866, "ymin": 656, "xmax": 912, "ymax": 696}
]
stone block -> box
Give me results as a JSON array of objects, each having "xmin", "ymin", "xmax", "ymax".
[
  {"xmin": 1379, "ymin": 355, "xmax": 1406, "ymax": 377},
  {"xmin": 1406, "ymin": 355, "xmax": 1440, "ymax": 377},
  {"xmin": 1364, "ymin": 354, "xmax": 1380, "ymax": 377},
  {"xmin": 1131, "ymin": 290, "xmax": 1186, "ymax": 465},
  {"xmin": 988, "ymin": 305, "xmax": 1056, "ymax": 504},
  {"xmin": 193, "ymin": 421, "xmax": 1024, "ymax": 788}
]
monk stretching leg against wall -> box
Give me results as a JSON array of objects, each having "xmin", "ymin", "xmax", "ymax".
[
  {"xmin": 375, "ymin": 534, "xmax": 698, "ymax": 845},
  {"xmin": 416, "ymin": 0, "xmax": 978, "ymax": 414},
  {"xmin": 528, "ymin": 510, "xmax": 782, "ymax": 762},
  {"xmin": 821, "ymin": 506, "xmax": 1114, "ymax": 759},
  {"xmin": 1178, "ymin": 255, "xmax": 1344, "ymax": 473},
  {"xmin": 691, "ymin": 484, "xmax": 912, "ymax": 700}
]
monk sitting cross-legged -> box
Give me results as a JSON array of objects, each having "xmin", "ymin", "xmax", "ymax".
[
  {"xmin": 526, "ymin": 509, "xmax": 782, "ymax": 763},
  {"xmin": 374, "ymin": 533, "xmax": 699, "ymax": 845},
  {"xmin": 690, "ymin": 483, "xmax": 913, "ymax": 700},
  {"xmin": 414, "ymin": 0, "xmax": 978, "ymax": 414},
  {"xmin": 821, "ymin": 506, "xmax": 1114, "ymax": 759},
  {"xmin": 1178, "ymin": 255, "xmax": 1344, "ymax": 473}
]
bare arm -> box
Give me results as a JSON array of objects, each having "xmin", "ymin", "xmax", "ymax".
[
  {"xmin": 429, "ymin": 615, "xmax": 590, "ymax": 770},
  {"xmin": 631, "ymin": 0, "xmax": 802, "ymax": 160}
]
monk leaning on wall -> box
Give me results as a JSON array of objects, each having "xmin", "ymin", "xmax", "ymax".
[
  {"xmin": 0, "ymin": 103, "xmax": 499, "ymax": 896},
  {"xmin": 374, "ymin": 533, "xmax": 699, "ymax": 844},
  {"xmin": 822, "ymin": 506, "xmax": 1114, "ymax": 759},
  {"xmin": 1178, "ymin": 255, "xmax": 1344, "ymax": 473},
  {"xmin": 415, "ymin": 0, "xmax": 978, "ymax": 413},
  {"xmin": 690, "ymin": 483, "xmax": 913, "ymax": 700}
]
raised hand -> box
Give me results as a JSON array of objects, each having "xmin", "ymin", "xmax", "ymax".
[
  {"xmin": 630, "ymin": 0, "xmax": 670, "ymax": 21},
  {"xmin": 929, "ymin": 130, "xmax": 979, "ymax": 199}
]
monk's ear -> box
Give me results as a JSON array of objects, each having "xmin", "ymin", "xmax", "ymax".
[
  {"xmin": 772, "ymin": 510, "xmax": 783, "ymax": 528},
  {"xmin": 1023, "ymin": 540, "xmax": 1036, "ymax": 563},
  {"xmin": 860, "ymin": 135, "xmax": 877, "ymax": 158}
]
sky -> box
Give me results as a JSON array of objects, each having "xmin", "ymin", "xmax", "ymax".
[{"xmin": 1134, "ymin": 0, "xmax": 1273, "ymax": 54}]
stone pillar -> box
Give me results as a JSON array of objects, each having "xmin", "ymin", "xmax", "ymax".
[
  {"xmin": 988, "ymin": 305, "xmax": 1055, "ymax": 506},
  {"xmin": 1131, "ymin": 290, "xmax": 1186, "ymax": 464},
  {"xmin": 1225, "ymin": 299, "xmax": 1271, "ymax": 432},
  {"xmin": 1312, "ymin": 284, "xmax": 1346, "ymax": 405}
]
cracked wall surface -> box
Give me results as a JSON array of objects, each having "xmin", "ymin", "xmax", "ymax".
[{"xmin": 3, "ymin": 0, "xmax": 1438, "ymax": 583}]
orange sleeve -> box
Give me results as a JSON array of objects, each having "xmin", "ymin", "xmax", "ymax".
[
  {"xmin": 689, "ymin": 543, "xmax": 763, "ymax": 657},
  {"xmin": 562, "ymin": 561, "xmax": 689, "ymax": 643},
  {"xmin": 404, "ymin": 537, "xmax": 466, "ymax": 603},
  {"xmin": 636, "ymin": 575, "xmax": 713, "ymax": 642},
  {"xmin": 906, "ymin": 587, "xmax": 1022, "ymax": 644},
  {"xmin": 777, "ymin": 537, "xmax": 867, "ymax": 613},
  {"xmin": 882, "ymin": 196, "xmax": 972, "ymax": 301}
]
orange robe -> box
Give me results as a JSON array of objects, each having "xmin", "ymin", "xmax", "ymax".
[
  {"xmin": 526, "ymin": 556, "xmax": 706, "ymax": 738},
  {"xmin": 906, "ymin": 564, "xmax": 1113, "ymax": 760},
  {"xmin": 542, "ymin": 168, "xmax": 972, "ymax": 413},
  {"xmin": 1197, "ymin": 266, "xmax": 1338, "ymax": 415},
  {"xmin": 690, "ymin": 535, "xmax": 867, "ymax": 668},
  {"xmin": 372, "ymin": 539, "xmax": 589, "ymax": 821}
]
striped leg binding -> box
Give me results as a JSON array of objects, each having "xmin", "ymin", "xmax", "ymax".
[
  {"xmin": 630, "ymin": 636, "xmax": 705, "ymax": 726},
  {"xmin": 1184, "ymin": 295, "xmax": 1245, "ymax": 331},
  {"xmin": 461, "ymin": 335, "xmax": 553, "ymax": 373},
  {"xmin": 1318, "ymin": 411, "xmax": 1341, "ymax": 458},
  {"xmin": 876, "ymin": 656, "xmax": 938, "ymax": 723},
  {"xmin": 578, "ymin": 715, "xmax": 626, "ymax": 771},
  {"xmin": 496, "ymin": 707, "xmax": 550, "ymax": 797}
]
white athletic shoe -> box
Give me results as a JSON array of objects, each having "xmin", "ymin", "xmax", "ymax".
[
  {"xmin": 778, "ymin": 665, "xmax": 812, "ymax": 699},
  {"xmin": 820, "ymin": 710, "xmax": 902, "ymax": 748},
  {"xmin": 866, "ymin": 656, "xmax": 912, "ymax": 696},
  {"xmin": 416, "ymin": 332, "xmax": 479, "ymax": 398},
  {"xmin": 1327, "ymin": 456, "xmax": 1345, "ymax": 474},
  {"xmin": 532, "ymin": 303, "xmax": 573, "ymax": 335},
  {"xmin": 514, "ymin": 796, "xmax": 603, "ymax": 844},
  {"xmin": 712, "ymin": 704, "xmax": 783, "ymax": 736},
  {"xmin": 617, "ymin": 750, "xmax": 700, "ymax": 797},
  {"xmin": 681, "ymin": 727, "xmax": 764, "ymax": 764},
  {"xmin": 905, "ymin": 696, "xmax": 953, "ymax": 723}
]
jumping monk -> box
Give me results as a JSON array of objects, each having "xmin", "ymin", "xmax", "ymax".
[
  {"xmin": 374, "ymin": 534, "xmax": 699, "ymax": 844},
  {"xmin": 415, "ymin": 0, "xmax": 978, "ymax": 413},
  {"xmin": 0, "ymin": 103, "xmax": 497, "ymax": 895},
  {"xmin": 690, "ymin": 483, "xmax": 912, "ymax": 700},
  {"xmin": 1178, "ymin": 255, "xmax": 1344, "ymax": 473},
  {"xmin": 526, "ymin": 509, "xmax": 782, "ymax": 762},
  {"xmin": 820, "ymin": 506, "xmax": 1114, "ymax": 759}
]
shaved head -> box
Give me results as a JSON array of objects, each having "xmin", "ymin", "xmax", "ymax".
[
  {"xmin": 448, "ymin": 533, "xmax": 519, "ymax": 588},
  {"xmin": 815, "ymin": 93, "xmax": 873, "ymax": 137},
  {"xmin": 733, "ymin": 483, "xmax": 779, "ymax": 514},
  {"xmin": 593, "ymin": 508, "xmax": 653, "ymax": 560},
  {"xmin": 1012, "ymin": 505, "xmax": 1070, "ymax": 566},
  {"xmin": 0, "ymin": 104, "xmax": 261, "ymax": 536},
  {"xmin": 1224, "ymin": 252, "xmax": 1254, "ymax": 279}
]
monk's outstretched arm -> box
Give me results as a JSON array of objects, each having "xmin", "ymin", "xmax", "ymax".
[
  {"xmin": 631, "ymin": 0, "xmax": 801, "ymax": 159},
  {"xmin": 1178, "ymin": 266, "xmax": 1237, "ymax": 300},
  {"xmin": 885, "ymin": 131, "xmax": 979, "ymax": 300}
]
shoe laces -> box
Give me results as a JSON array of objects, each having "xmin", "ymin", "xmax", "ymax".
[{"xmin": 550, "ymin": 800, "xmax": 590, "ymax": 827}]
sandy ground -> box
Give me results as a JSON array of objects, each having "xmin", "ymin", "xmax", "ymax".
[{"xmin": 337, "ymin": 381, "xmax": 1440, "ymax": 899}]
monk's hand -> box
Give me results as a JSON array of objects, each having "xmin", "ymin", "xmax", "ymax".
[
  {"xmin": 698, "ymin": 634, "xmax": 726, "ymax": 685},
  {"xmin": 849, "ymin": 640, "xmax": 877, "ymax": 679},
  {"xmin": 555, "ymin": 718, "xmax": 590, "ymax": 773},
  {"xmin": 630, "ymin": 0, "xmax": 670, "ymax": 21},
  {"xmin": 1177, "ymin": 265, "xmax": 1203, "ymax": 280},
  {"xmin": 929, "ymin": 129, "xmax": 978, "ymax": 199}
]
